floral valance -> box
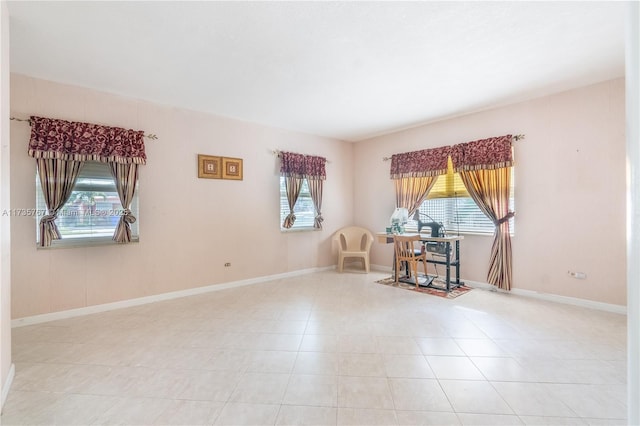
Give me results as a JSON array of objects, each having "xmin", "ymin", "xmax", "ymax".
[
  {"xmin": 27, "ymin": 116, "xmax": 147, "ymax": 164},
  {"xmin": 280, "ymin": 152, "xmax": 306, "ymax": 178},
  {"xmin": 451, "ymin": 135, "xmax": 513, "ymax": 172},
  {"xmin": 390, "ymin": 134, "xmax": 515, "ymax": 178},
  {"xmin": 304, "ymin": 155, "xmax": 327, "ymax": 180},
  {"xmin": 280, "ymin": 151, "xmax": 326, "ymax": 180},
  {"xmin": 390, "ymin": 146, "xmax": 451, "ymax": 179}
]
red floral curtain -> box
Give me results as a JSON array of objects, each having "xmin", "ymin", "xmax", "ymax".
[
  {"xmin": 390, "ymin": 135, "xmax": 516, "ymax": 290},
  {"xmin": 304, "ymin": 155, "xmax": 326, "ymax": 229},
  {"xmin": 279, "ymin": 151, "xmax": 327, "ymax": 229},
  {"xmin": 280, "ymin": 152, "xmax": 306, "ymax": 228},
  {"xmin": 304, "ymin": 155, "xmax": 327, "ymax": 180},
  {"xmin": 280, "ymin": 151, "xmax": 307, "ymax": 178},
  {"xmin": 452, "ymin": 134, "xmax": 515, "ymax": 291},
  {"xmin": 451, "ymin": 134, "xmax": 513, "ymax": 172},
  {"xmin": 390, "ymin": 146, "xmax": 451, "ymax": 178},
  {"xmin": 390, "ymin": 146, "xmax": 450, "ymax": 217},
  {"xmin": 109, "ymin": 163, "xmax": 140, "ymax": 243},
  {"xmin": 36, "ymin": 159, "xmax": 84, "ymax": 247},
  {"xmin": 394, "ymin": 176, "xmax": 438, "ymax": 216},
  {"xmin": 27, "ymin": 116, "xmax": 147, "ymax": 164}
]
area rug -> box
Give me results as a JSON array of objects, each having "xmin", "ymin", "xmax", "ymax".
[{"xmin": 375, "ymin": 276, "xmax": 472, "ymax": 299}]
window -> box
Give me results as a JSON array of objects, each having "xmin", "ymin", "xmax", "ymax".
[
  {"xmin": 279, "ymin": 176, "xmax": 316, "ymax": 230},
  {"xmin": 410, "ymin": 159, "xmax": 514, "ymax": 235},
  {"xmin": 35, "ymin": 161, "xmax": 139, "ymax": 245}
]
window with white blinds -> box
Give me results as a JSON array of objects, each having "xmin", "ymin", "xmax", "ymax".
[
  {"xmin": 409, "ymin": 159, "xmax": 514, "ymax": 235},
  {"xmin": 279, "ymin": 176, "xmax": 315, "ymax": 229},
  {"xmin": 35, "ymin": 161, "xmax": 139, "ymax": 245}
]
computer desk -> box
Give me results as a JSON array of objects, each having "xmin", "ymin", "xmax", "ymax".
[{"xmin": 376, "ymin": 233, "xmax": 464, "ymax": 292}]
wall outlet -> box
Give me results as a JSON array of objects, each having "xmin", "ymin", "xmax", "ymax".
[
  {"xmin": 224, "ymin": 262, "xmax": 231, "ymax": 267},
  {"xmin": 568, "ymin": 270, "xmax": 587, "ymax": 279}
]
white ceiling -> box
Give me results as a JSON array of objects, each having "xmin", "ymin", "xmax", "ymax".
[{"xmin": 7, "ymin": 1, "xmax": 627, "ymax": 142}]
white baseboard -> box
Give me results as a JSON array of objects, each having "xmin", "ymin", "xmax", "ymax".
[
  {"xmin": 1, "ymin": 363, "xmax": 15, "ymax": 412},
  {"xmin": 463, "ymin": 279, "xmax": 627, "ymax": 315},
  {"xmin": 11, "ymin": 266, "xmax": 334, "ymax": 328},
  {"xmin": 510, "ymin": 287, "xmax": 627, "ymax": 315},
  {"xmin": 463, "ymin": 279, "xmax": 499, "ymax": 291},
  {"xmin": 371, "ymin": 264, "xmax": 393, "ymax": 273},
  {"xmin": 371, "ymin": 270, "xmax": 627, "ymax": 315},
  {"xmin": 12, "ymin": 265, "xmax": 626, "ymax": 328}
]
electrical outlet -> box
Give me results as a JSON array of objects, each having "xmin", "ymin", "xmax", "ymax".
[
  {"xmin": 224, "ymin": 262, "xmax": 231, "ymax": 267},
  {"xmin": 568, "ymin": 270, "xmax": 587, "ymax": 280}
]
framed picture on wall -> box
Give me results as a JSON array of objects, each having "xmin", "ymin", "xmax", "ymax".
[
  {"xmin": 198, "ymin": 154, "xmax": 222, "ymax": 179},
  {"xmin": 222, "ymin": 157, "xmax": 243, "ymax": 180}
]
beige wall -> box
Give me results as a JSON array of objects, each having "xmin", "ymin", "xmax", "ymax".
[
  {"xmin": 9, "ymin": 74, "xmax": 354, "ymax": 319},
  {"xmin": 354, "ymin": 79, "xmax": 626, "ymax": 306},
  {"xmin": 7, "ymin": 74, "xmax": 627, "ymax": 317},
  {"xmin": 1, "ymin": 0, "xmax": 13, "ymax": 409}
]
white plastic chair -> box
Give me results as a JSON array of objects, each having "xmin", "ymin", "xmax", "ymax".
[{"xmin": 333, "ymin": 226, "xmax": 374, "ymax": 273}]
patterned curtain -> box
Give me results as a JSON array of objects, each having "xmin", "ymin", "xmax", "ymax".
[
  {"xmin": 453, "ymin": 135, "xmax": 515, "ymax": 290},
  {"xmin": 305, "ymin": 155, "xmax": 326, "ymax": 229},
  {"xmin": 390, "ymin": 146, "xmax": 450, "ymax": 214},
  {"xmin": 394, "ymin": 176, "xmax": 438, "ymax": 216},
  {"xmin": 390, "ymin": 146, "xmax": 451, "ymax": 179},
  {"xmin": 28, "ymin": 116, "xmax": 146, "ymax": 164},
  {"xmin": 28, "ymin": 116, "xmax": 148, "ymax": 246},
  {"xmin": 109, "ymin": 163, "xmax": 140, "ymax": 243},
  {"xmin": 279, "ymin": 151, "xmax": 327, "ymax": 229},
  {"xmin": 36, "ymin": 159, "xmax": 84, "ymax": 247},
  {"xmin": 280, "ymin": 152, "xmax": 306, "ymax": 228},
  {"xmin": 451, "ymin": 135, "xmax": 513, "ymax": 172}
]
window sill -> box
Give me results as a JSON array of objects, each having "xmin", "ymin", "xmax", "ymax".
[
  {"xmin": 280, "ymin": 227, "xmax": 319, "ymax": 233},
  {"xmin": 36, "ymin": 236, "xmax": 140, "ymax": 249},
  {"xmin": 451, "ymin": 231, "xmax": 515, "ymax": 237},
  {"xmin": 403, "ymin": 226, "xmax": 513, "ymax": 238}
]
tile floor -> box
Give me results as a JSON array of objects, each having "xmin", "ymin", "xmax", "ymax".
[{"xmin": 0, "ymin": 270, "xmax": 628, "ymax": 425}]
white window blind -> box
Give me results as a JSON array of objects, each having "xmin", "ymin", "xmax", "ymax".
[
  {"xmin": 279, "ymin": 177, "xmax": 315, "ymax": 229},
  {"xmin": 410, "ymin": 159, "xmax": 514, "ymax": 235}
]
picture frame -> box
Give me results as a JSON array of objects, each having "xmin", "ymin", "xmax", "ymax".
[
  {"xmin": 198, "ymin": 154, "xmax": 222, "ymax": 179},
  {"xmin": 222, "ymin": 157, "xmax": 243, "ymax": 180}
]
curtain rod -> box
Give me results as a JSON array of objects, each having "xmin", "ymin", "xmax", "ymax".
[
  {"xmin": 10, "ymin": 116, "xmax": 158, "ymax": 140},
  {"xmin": 271, "ymin": 149, "xmax": 331, "ymax": 163},
  {"xmin": 382, "ymin": 134, "xmax": 525, "ymax": 161}
]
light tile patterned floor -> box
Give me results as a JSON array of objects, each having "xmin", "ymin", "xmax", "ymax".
[{"xmin": 0, "ymin": 270, "xmax": 627, "ymax": 425}]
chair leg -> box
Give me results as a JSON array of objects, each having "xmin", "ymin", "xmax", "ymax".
[
  {"xmin": 412, "ymin": 261, "xmax": 419, "ymax": 288},
  {"xmin": 364, "ymin": 255, "xmax": 370, "ymax": 273},
  {"xmin": 338, "ymin": 254, "xmax": 344, "ymax": 273}
]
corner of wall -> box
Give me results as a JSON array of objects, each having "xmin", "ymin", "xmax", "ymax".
[
  {"xmin": 1, "ymin": 363, "xmax": 15, "ymax": 412},
  {"xmin": 0, "ymin": 0, "xmax": 13, "ymax": 411},
  {"xmin": 625, "ymin": 2, "xmax": 640, "ymax": 423}
]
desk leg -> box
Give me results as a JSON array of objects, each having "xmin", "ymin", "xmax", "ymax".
[
  {"xmin": 393, "ymin": 252, "xmax": 397, "ymax": 282},
  {"xmin": 455, "ymin": 240, "xmax": 461, "ymax": 285},
  {"xmin": 445, "ymin": 241, "xmax": 451, "ymax": 292}
]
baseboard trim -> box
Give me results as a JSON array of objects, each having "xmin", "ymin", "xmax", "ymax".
[
  {"xmin": 1, "ymin": 363, "xmax": 15, "ymax": 412},
  {"xmin": 510, "ymin": 287, "xmax": 627, "ymax": 315},
  {"xmin": 463, "ymin": 279, "xmax": 627, "ymax": 315},
  {"xmin": 371, "ymin": 264, "xmax": 392, "ymax": 273},
  {"xmin": 463, "ymin": 279, "xmax": 498, "ymax": 291},
  {"xmin": 371, "ymin": 270, "xmax": 627, "ymax": 315},
  {"xmin": 11, "ymin": 266, "xmax": 334, "ymax": 328},
  {"xmin": 12, "ymin": 265, "xmax": 626, "ymax": 327}
]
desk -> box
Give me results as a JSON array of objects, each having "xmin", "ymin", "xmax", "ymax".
[{"xmin": 376, "ymin": 233, "xmax": 464, "ymax": 292}]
